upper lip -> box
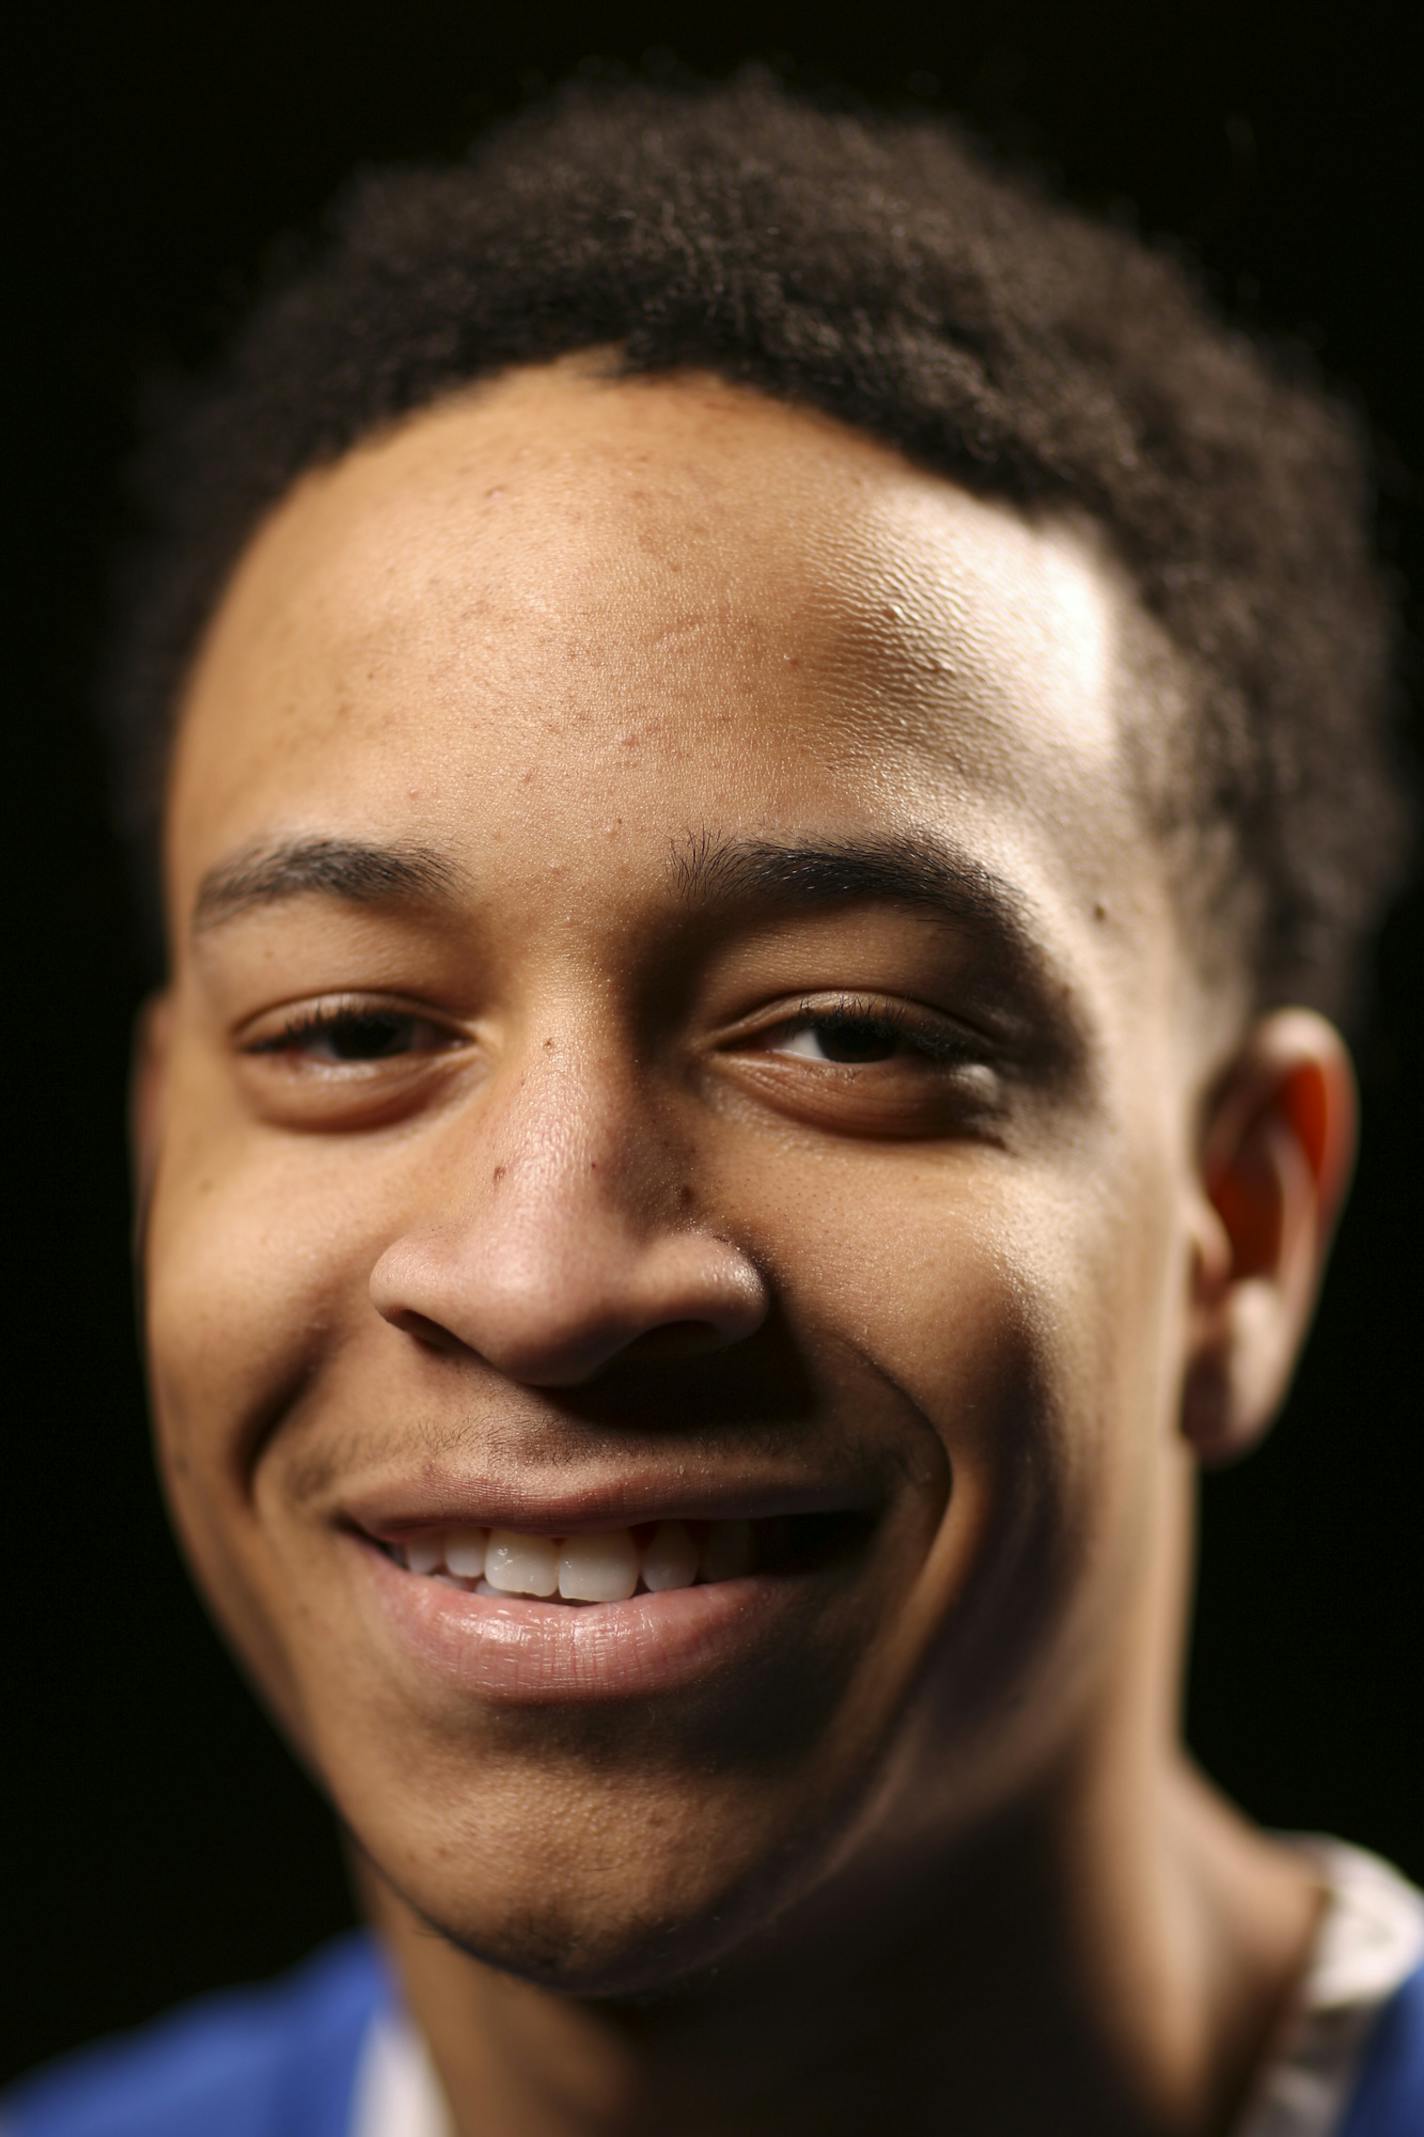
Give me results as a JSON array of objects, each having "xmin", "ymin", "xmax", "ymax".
[{"xmin": 338, "ymin": 1467, "xmax": 879, "ymax": 1543}]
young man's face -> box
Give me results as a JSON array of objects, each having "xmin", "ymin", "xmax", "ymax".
[{"xmin": 141, "ymin": 361, "xmax": 1226, "ymax": 1990}]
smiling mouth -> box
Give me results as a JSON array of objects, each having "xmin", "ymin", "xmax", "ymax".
[
  {"xmin": 347, "ymin": 1501, "xmax": 877, "ymax": 1702},
  {"xmin": 375, "ymin": 1512, "xmax": 869, "ymax": 1604}
]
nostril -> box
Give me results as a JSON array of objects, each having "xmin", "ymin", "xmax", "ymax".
[
  {"xmin": 623, "ymin": 1320, "xmax": 731, "ymax": 1363},
  {"xmin": 384, "ymin": 1306, "xmax": 466, "ymax": 1355}
]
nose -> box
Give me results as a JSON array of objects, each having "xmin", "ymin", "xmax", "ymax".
[{"xmin": 368, "ymin": 1041, "xmax": 769, "ymax": 1385}]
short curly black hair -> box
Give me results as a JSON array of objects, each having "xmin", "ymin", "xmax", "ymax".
[{"xmin": 106, "ymin": 69, "xmax": 1412, "ymax": 1028}]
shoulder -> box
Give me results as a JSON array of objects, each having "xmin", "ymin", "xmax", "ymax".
[
  {"xmin": 1, "ymin": 1934, "xmax": 388, "ymax": 2137},
  {"xmin": 1279, "ymin": 1833, "xmax": 1424, "ymax": 2137},
  {"xmin": 1341, "ymin": 1955, "xmax": 1424, "ymax": 2137}
]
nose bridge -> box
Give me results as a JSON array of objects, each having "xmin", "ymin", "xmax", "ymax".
[{"xmin": 482, "ymin": 1021, "xmax": 675, "ymax": 1233}]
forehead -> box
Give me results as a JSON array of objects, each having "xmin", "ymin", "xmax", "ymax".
[{"xmin": 168, "ymin": 361, "xmax": 1167, "ymax": 988}]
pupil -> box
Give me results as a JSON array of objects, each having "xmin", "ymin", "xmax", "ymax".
[
  {"xmin": 819, "ymin": 1019, "xmax": 892, "ymax": 1063},
  {"xmin": 334, "ymin": 1015, "xmax": 404, "ymax": 1060}
]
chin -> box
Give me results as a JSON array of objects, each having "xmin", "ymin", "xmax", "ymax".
[
  {"xmin": 371, "ymin": 1848, "xmax": 800, "ymax": 2000},
  {"xmin": 431, "ymin": 1902, "xmax": 738, "ymax": 1999},
  {"xmin": 340, "ymin": 1751, "xmax": 853, "ymax": 2000}
]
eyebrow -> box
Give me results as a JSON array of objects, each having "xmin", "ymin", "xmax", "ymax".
[
  {"xmin": 191, "ymin": 835, "xmax": 464, "ymax": 937},
  {"xmin": 668, "ymin": 829, "xmax": 1056, "ymax": 997}
]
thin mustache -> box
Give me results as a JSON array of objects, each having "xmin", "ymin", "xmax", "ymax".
[{"xmin": 281, "ymin": 1407, "xmax": 882, "ymax": 1518}]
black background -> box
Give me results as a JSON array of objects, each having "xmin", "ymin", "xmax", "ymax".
[{"xmin": 8, "ymin": 0, "xmax": 1421, "ymax": 2088}]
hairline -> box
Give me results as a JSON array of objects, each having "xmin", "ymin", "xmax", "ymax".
[{"xmin": 157, "ymin": 353, "xmax": 1244, "ymax": 1053}]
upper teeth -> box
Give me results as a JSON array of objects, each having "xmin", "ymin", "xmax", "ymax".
[{"xmin": 392, "ymin": 1519, "xmax": 751, "ymax": 1601}]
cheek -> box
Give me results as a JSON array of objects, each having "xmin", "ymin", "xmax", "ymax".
[
  {"xmin": 753, "ymin": 1133, "xmax": 1178, "ymax": 1455},
  {"xmin": 145, "ymin": 1038, "xmax": 401, "ymax": 1438},
  {"xmin": 142, "ymin": 1080, "xmax": 390, "ymax": 1720},
  {"xmin": 929, "ymin": 1167, "xmax": 1183, "ymax": 1785},
  {"xmin": 767, "ymin": 1138, "xmax": 1186, "ymax": 1751}
]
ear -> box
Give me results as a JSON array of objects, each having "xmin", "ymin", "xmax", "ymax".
[
  {"xmin": 1181, "ymin": 1009, "xmax": 1358, "ymax": 1467},
  {"xmin": 129, "ymin": 991, "xmax": 173, "ymax": 1258}
]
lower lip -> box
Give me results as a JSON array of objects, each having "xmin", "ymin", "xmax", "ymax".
[{"xmin": 350, "ymin": 1536, "xmax": 808, "ymax": 1704}]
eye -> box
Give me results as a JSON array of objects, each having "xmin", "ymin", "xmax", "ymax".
[
  {"xmin": 724, "ymin": 993, "xmax": 1003, "ymax": 1140},
  {"xmin": 242, "ymin": 1000, "xmax": 459, "ymax": 1068},
  {"xmin": 763, "ymin": 997, "xmax": 977, "ymax": 1071},
  {"xmin": 774, "ymin": 1012, "xmax": 923, "ymax": 1066}
]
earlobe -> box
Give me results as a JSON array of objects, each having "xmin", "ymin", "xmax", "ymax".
[
  {"xmin": 129, "ymin": 992, "xmax": 174, "ymax": 1258},
  {"xmin": 1180, "ymin": 1010, "xmax": 1357, "ymax": 1467}
]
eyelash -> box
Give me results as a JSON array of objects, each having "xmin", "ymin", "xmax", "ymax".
[
  {"xmin": 243, "ymin": 1002, "xmax": 446, "ymax": 1063},
  {"xmin": 243, "ymin": 994, "xmax": 980, "ymax": 1072},
  {"xmin": 777, "ymin": 994, "xmax": 979, "ymax": 1068}
]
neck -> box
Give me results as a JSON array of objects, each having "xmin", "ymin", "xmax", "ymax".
[{"xmin": 359, "ymin": 1752, "xmax": 1325, "ymax": 2137}]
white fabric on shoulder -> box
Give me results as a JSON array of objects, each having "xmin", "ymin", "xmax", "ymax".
[
  {"xmin": 350, "ymin": 2004, "xmax": 453, "ymax": 2137},
  {"xmin": 1233, "ymin": 1833, "xmax": 1424, "ymax": 2137}
]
